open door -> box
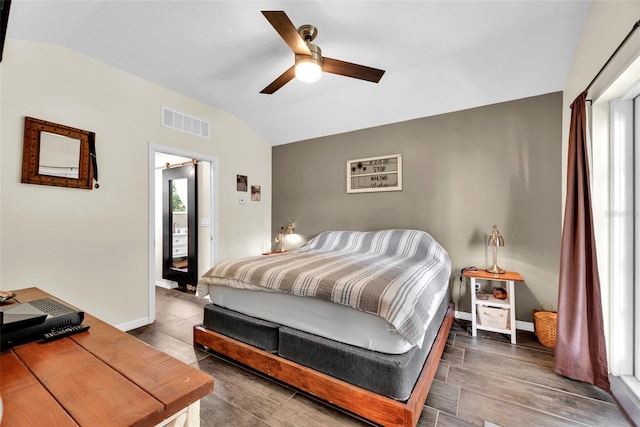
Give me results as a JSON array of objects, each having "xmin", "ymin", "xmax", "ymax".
[{"xmin": 162, "ymin": 163, "xmax": 198, "ymax": 288}]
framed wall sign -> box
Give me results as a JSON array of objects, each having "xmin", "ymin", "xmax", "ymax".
[{"xmin": 347, "ymin": 154, "xmax": 402, "ymax": 193}]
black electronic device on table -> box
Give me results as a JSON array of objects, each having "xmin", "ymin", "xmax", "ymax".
[{"xmin": 0, "ymin": 297, "xmax": 86, "ymax": 349}]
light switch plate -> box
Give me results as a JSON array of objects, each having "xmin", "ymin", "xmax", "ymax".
[{"xmin": 239, "ymin": 197, "xmax": 246, "ymax": 205}]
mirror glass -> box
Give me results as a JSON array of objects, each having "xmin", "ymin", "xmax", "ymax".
[
  {"xmin": 171, "ymin": 178, "xmax": 189, "ymax": 271},
  {"xmin": 38, "ymin": 132, "xmax": 81, "ymax": 179}
]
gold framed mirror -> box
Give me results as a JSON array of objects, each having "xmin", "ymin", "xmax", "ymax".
[{"xmin": 21, "ymin": 117, "xmax": 97, "ymax": 190}]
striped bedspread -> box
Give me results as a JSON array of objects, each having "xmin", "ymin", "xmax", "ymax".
[{"xmin": 198, "ymin": 229, "xmax": 451, "ymax": 346}]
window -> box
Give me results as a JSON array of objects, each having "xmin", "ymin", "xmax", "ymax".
[{"xmin": 608, "ymin": 83, "xmax": 640, "ymax": 402}]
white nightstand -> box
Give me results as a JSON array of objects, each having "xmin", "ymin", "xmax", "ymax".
[{"xmin": 463, "ymin": 269, "xmax": 524, "ymax": 344}]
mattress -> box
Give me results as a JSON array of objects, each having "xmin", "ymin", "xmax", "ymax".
[
  {"xmin": 206, "ymin": 281, "xmax": 448, "ymax": 354},
  {"xmin": 201, "ymin": 293, "xmax": 451, "ymax": 401}
]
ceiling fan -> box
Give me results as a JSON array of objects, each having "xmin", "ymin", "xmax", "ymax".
[{"xmin": 260, "ymin": 11, "xmax": 385, "ymax": 94}]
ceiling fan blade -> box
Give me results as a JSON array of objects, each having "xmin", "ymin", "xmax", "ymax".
[
  {"xmin": 322, "ymin": 57, "xmax": 385, "ymax": 83},
  {"xmin": 260, "ymin": 65, "xmax": 296, "ymax": 94},
  {"xmin": 262, "ymin": 11, "xmax": 311, "ymax": 56}
]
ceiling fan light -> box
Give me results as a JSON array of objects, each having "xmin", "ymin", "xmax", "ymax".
[{"xmin": 295, "ymin": 57, "xmax": 322, "ymax": 83}]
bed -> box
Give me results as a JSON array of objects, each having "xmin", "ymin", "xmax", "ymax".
[{"xmin": 194, "ymin": 229, "xmax": 453, "ymax": 426}]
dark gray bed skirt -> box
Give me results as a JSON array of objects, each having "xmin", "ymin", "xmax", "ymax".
[{"xmin": 202, "ymin": 294, "xmax": 450, "ymax": 401}]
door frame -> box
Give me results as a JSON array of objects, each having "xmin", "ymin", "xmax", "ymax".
[{"xmin": 148, "ymin": 143, "xmax": 218, "ymax": 323}]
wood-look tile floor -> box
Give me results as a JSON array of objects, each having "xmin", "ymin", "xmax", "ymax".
[{"xmin": 128, "ymin": 287, "xmax": 631, "ymax": 426}]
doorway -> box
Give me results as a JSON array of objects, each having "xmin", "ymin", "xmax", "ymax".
[{"xmin": 148, "ymin": 143, "xmax": 218, "ymax": 323}]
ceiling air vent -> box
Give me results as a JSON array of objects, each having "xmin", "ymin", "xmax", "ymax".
[{"xmin": 162, "ymin": 107, "xmax": 210, "ymax": 139}]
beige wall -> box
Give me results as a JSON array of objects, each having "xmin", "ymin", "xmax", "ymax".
[
  {"xmin": 273, "ymin": 92, "xmax": 563, "ymax": 322},
  {"xmin": 0, "ymin": 40, "xmax": 272, "ymax": 327}
]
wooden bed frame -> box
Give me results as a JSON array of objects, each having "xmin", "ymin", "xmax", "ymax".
[{"xmin": 193, "ymin": 303, "xmax": 454, "ymax": 427}]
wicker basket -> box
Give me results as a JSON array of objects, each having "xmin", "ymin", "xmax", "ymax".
[{"xmin": 533, "ymin": 309, "xmax": 557, "ymax": 349}]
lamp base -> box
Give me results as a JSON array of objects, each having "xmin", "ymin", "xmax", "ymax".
[{"xmin": 486, "ymin": 264, "xmax": 505, "ymax": 274}]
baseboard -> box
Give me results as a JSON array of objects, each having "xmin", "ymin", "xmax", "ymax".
[
  {"xmin": 118, "ymin": 282, "xmax": 174, "ymax": 331},
  {"xmin": 155, "ymin": 280, "xmax": 178, "ymax": 289},
  {"xmin": 611, "ymin": 375, "xmax": 640, "ymax": 426},
  {"xmin": 115, "ymin": 317, "xmax": 150, "ymax": 332},
  {"xmin": 455, "ymin": 310, "xmax": 535, "ymax": 332}
]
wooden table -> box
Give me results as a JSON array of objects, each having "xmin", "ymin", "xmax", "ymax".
[{"xmin": 0, "ymin": 287, "xmax": 213, "ymax": 426}]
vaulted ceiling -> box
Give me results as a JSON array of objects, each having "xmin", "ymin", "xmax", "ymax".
[{"xmin": 6, "ymin": 1, "xmax": 591, "ymax": 145}]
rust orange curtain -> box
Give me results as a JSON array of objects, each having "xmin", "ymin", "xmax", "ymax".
[{"xmin": 555, "ymin": 92, "xmax": 609, "ymax": 391}]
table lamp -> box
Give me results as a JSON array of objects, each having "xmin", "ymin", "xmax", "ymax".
[
  {"xmin": 275, "ymin": 222, "xmax": 295, "ymax": 252},
  {"xmin": 486, "ymin": 225, "xmax": 505, "ymax": 274}
]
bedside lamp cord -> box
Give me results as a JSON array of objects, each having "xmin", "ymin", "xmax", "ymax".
[{"xmin": 456, "ymin": 266, "xmax": 477, "ymax": 307}]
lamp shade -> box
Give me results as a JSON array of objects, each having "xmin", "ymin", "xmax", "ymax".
[
  {"xmin": 487, "ymin": 225, "xmax": 505, "ymax": 247},
  {"xmin": 486, "ymin": 225, "xmax": 505, "ymax": 274},
  {"xmin": 283, "ymin": 222, "xmax": 295, "ymax": 235}
]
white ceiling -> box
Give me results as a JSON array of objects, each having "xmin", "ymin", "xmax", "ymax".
[{"xmin": 6, "ymin": 1, "xmax": 591, "ymax": 146}]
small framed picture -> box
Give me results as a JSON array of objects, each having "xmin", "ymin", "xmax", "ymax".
[
  {"xmin": 236, "ymin": 174, "xmax": 248, "ymax": 192},
  {"xmin": 251, "ymin": 185, "xmax": 261, "ymax": 201}
]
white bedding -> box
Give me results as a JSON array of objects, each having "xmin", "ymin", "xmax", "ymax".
[{"xmin": 204, "ymin": 279, "xmax": 448, "ymax": 354}]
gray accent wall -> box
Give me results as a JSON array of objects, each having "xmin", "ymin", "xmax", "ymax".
[{"xmin": 272, "ymin": 92, "xmax": 562, "ymax": 323}]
